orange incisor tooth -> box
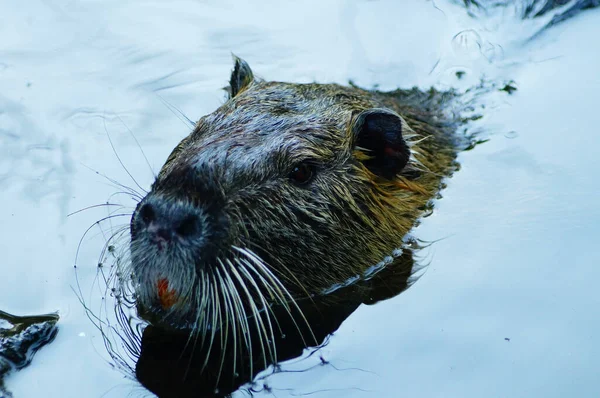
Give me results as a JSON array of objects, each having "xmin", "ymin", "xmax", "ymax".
[{"xmin": 157, "ymin": 278, "xmax": 178, "ymax": 309}]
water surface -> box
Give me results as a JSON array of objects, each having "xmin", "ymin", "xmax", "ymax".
[{"xmin": 1, "ymin": 0, "xmax": 599, "ymax": 397}]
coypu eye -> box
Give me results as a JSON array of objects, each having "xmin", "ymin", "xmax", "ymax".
[{"xmin": 288, "ymin": 163, "xmax": 315, "ymax": 185}]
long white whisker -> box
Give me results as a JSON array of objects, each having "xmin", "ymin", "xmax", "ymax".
[
  {"xmin": 234, "ymin": 247, "xmax": 316, "ymax": 346},
  {"xmin": 228, "ymin": 259, "xmax": 278, "ymax": 365},
  {"xmin": 181, "ymin": 273, "xmax": 207, "ymax": 379},
  {"xmin": 219, "ymin": 259, "xmax": 254, "ymax": 379},
  {"xmin": 234, "ymin": 258, "xmax": 285, "ymax": 338},
  {"xmin": 215, "ymin": 261, "xmax": 239, "ymax": 381},
  {"xmin": 201, "ymin": 271, "xmax": 218, "ymax": 373},
  {"xmin": 213, "ymin": 260, "xmax": 229, "ymax": 386},
  {"xmin": 223, "ymin": 259, "xmax": 270, "ymax": 371}
]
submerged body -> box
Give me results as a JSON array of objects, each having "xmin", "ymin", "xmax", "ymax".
[{"xmin": 126, "ymin": 58, "xmax": 465, "ymax": 396}]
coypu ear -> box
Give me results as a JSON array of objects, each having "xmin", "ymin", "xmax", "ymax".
[
  {"xmin": 353, "ymin": 109, "xmax": 411, "ymax": 179},
  {"xmin": 228, "ymin": 55, "xmax": 254, "ymax": 98}
]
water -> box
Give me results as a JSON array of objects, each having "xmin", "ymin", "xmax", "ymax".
[{"xmin": 1, "ymin": 0, "xmax": 599, "ymax": 397}]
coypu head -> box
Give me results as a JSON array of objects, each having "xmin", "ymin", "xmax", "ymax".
[{"xmin": 129, "ymin": 57, "xmax": 428, "ymax": 330}]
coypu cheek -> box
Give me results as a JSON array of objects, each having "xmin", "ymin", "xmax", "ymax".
[{"xmin": 352, "ymin": 108, "xmax": 411, "ymax": 179}]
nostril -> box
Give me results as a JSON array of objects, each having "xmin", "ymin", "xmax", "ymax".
[
  {"xmin": 175, "ymin": 215, "xmax": 199, "ymax": 237},
  {"xmin": 156, "ymin": 228, "xmax": 171, "ymax": 242},
  {"xmin": 139, "ymin": 203, "xmax": 155, "ymax": 225}
]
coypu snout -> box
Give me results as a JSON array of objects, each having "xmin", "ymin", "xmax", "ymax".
[
  {"xmin": 133, "ymin": 199, "xmax": 204, "ymax": 249},
  {"xmin": 130, "ymin": 188, "xmax": 228, "ymax": 324},
  {"xmin": 130, "ymin": 189, "xmax": 227, "ymax": 302},
  {"xmin": 130, "ymin": 161, "xmax": 231, "ymax": 269}
]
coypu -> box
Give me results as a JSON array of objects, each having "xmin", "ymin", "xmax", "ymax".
[{"xmin": 123, "ymin": 57, "xmax": 467, "ymax": 397}]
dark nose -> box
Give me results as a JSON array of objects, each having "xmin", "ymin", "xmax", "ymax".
[{"xmin": 137, "ymin": 200, "xmax": 202, "ymax": 246}]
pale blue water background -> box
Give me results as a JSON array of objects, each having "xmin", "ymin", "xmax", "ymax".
[{"xmin": 1, "ymin": 1, "xmax": 599, "ymax": 397}]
